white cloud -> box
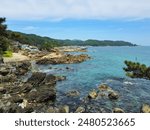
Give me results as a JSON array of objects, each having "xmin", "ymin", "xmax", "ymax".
[
  {"xmin": 22, "ymin": 26, "xmax": 38, "ymax": 31},
  {"xmin": 0, "ymin": 0, "xmax": 150, "ymax": 20}
]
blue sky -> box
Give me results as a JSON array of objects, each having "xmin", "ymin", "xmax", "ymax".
[{"xmin": 1, "ymin": 0, "xmax": 150, "ymax": 45}]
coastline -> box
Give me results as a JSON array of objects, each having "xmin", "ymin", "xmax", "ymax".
[{"xmin": 1, "ymin": 46, "xmax": 150, "ymax": 113}]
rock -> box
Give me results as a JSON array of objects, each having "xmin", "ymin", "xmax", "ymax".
[
  {"xmin": 99, "ymin": 84, "xmax": 111, "ymax": 91},
  {"xmin": 113, "ymin": 108, "xmax": 125, "ymax": 113},
  {"xmin": 66, "ymin": 90, "xmax": 80, "ymax": 97},
  {"xmin": 141, "ymin": 104, "xmax": 150, "ymax": 113},
  {"xmin": 47, "ymin": 107, "xmax": 59, "ymax": 113},
  {"xmin": 27, "ymin": 72, "xmax": 46, "ymax": 86},
  {"xmin": 15, "ymin": 62, "xmax": 31, "ymax": 76},
  {"xmin": 0, "ymin": 57, "xmax": 4, "ymax": 64},
  {"xmin": 22, "ymin": 106, "xmax": 34, "ymax": 113},
  {"xmin": 0, "ymin": 66, "xmax": 10, "ymax": 76},
  {"xmin": 88, "ymin": 90, "xmax": 98, "ymax": 99},
  {"xmin": 66, "ymin": 66, "xmax": 70, "ymax": 70},
  {"xmin": 21, "ymin": 83, "xmax": 33, "ymax": 93},
  {"xmin": 11, "ymin": 96, "xmax": 23, "ymax": 103},
  {"xmin": 59, "ymin": 105, "xmax": 69, "ymax": 113},
  {"xmin": 108, "ymin": 91, "xmax": 119, "ymax": 100},
  {"xmin": 43, "ymin": 74, "xmax": 57, "ymax": 85},
  {"xmin": 56, "ymin": 75, "xmax": 66, "ymax": 81},
  {"xmin": 36, "ymin": 54, "xmax": 90, "ymax": 65},
  {"xmin": 0, "ymin": 74, "xmax": 17, "ymax": 82},
  {"xmin": 27, "ymin": 87, "xmax": 56, "ymax": 103},
  {"xmin": 0, "ymin": 87, "xmax": 7, "ymax": 94},
  {"xmin": 75, "ymin": 106, "xmax": 85, "ymax": 113}
]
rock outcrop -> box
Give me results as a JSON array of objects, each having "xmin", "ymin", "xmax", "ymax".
[{"xmin": 36, "ymin": 54, "xmax": 90, "ymax": 65}]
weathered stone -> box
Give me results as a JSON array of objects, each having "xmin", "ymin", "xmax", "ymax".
[
  {"xmin": 66, "ymin": 90, "xmax": 80, "ymax": 97},
  {"xmin": 36, "ymin": 54, "xmax": 90, "ymax": 65},
  {"xmin": 27, "ymin": 72, "xmax": 46, "ymax": 86},
  {"xmin": 56, "ymin": 75, "xmax": 66, "ymax": 81},
  {"xmin": 141, "ymin": 104, "xmax": 150, "ymax": 113},
  {"xmin": 0, "ymin": 87, "xmax": 7, "ymax": 94},
  {"xmin": 11, "ymin": 96, "xmax": 23, "ymax": 103},
  {"xmin": 88, "ymin": 90, "xmax": 98, "ymax": 99},
  {"xmin": 21, "ymin": 83, "xmax": 33, "ymax": 93},
  {"xmin": 108, "ymin": 91, "xmax": 119, "ymax": 100},
  {"xmin": 15, "ymin": 62, "xmax": 31, "ymax": 76},
  {"xmin": 75, "ymin": 106, "xmax": 85, "ymax": 113},
  {"xmin": 59, "ymin": 105, "xmax": 69, "ymax": 113},
  {"xmin": 47, "ymin": 107, "xmax": 59, "ymax": 113},
  {"xmin": 0, "ymin": 67, "xmax": 10, "ymax": 76},
  {"xmin": 113, "ymin": 108, "xmax": 125, "ymax": 113},
  {"xmin": 0, "ymin": 74, "xmax": 17, "ymax": 82},
  {"xmin": 99, "ymin": 84, "xmax": 111, "ymax": 91},
  {"xmin": 27, "ymin": 87, "xmax": 56, "ymax": 103}
]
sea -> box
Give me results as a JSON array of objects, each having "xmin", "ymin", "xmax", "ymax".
[{"xmin": 37, "ymin": 46, "xmax": 150, "ymax": 112}]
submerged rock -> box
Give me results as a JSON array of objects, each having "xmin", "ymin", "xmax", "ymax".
[
  {"xmin": 99, "ymin": 84, "xmax": 112, "ymax": 91},
  {"xmin": 66, "ymin": 90, "xmax": 80, "ymax": 97},
  {"xmin": 88, "ymin": 90, "xmax": 98, "ymax": 99},
  {"xmin": 113, "ymin": 108, "xmax": 125, "ymax": 113},
  {"xmin": 75, "ymin": 106, "xmax": 85, "ymax": 113},
  {"xmin": 55, "ymin": 75, "xmax": 66, "ymax": 81},
  {"xmin": 141, "ymin": 104, "xmax": 150, "ymax": 113},
  {"xmin": 108, "ymin": 91, "xmax": 119, "ymax": 100}
]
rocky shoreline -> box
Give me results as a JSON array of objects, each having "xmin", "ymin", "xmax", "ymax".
[{"xmin": 0, "ymin": 46, "xmax": 150, "ymax": 113}]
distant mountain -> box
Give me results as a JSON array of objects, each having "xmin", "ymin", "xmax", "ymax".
[{"xmin": 8, "ymin": 31, "xmax": 137, "ymax": 50}]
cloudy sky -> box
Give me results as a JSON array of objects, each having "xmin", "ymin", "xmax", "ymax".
[{"xmin": 0, "ymin": 0, "xmax": 150, "ymax": 45}]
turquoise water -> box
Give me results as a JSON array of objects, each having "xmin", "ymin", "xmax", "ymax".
[{"xmin": 38, "ymin": 46, "xmax": 150, "ymax": 112}]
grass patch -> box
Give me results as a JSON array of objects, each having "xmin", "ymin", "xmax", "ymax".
[{"xmin": 3, "ymin": 51, "xmax": 13, "ymax": 57}]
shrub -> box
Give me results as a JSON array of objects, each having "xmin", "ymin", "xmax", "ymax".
[{"xmin": 3, "ymin": 50, "xmax": 13, "ymax": 57}]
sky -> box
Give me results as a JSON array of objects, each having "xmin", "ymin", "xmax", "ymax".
[{"xmin": 0, "ymin": 0, "xmax": 150, "ymax": 45}]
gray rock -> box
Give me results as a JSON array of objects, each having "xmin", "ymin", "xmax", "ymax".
[
  {"xmin": 66, "ymin": 90, "xmax": 80, "ymax": 97},
  {"xmin": 75, "ymin": 106, "xmax": 85, "ymax": 113}
]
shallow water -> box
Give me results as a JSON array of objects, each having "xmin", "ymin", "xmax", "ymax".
[{"xmin": 38, "ymin": 46, "xmax": 150, "ymax": 112}]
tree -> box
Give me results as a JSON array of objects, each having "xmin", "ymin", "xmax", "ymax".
[
  {"xmin": 0, "ymin": 17, "xmax": 10, "ymax": 55},
  {"xmin": 123, "ymin": 60, "xmax": 150, "ymax": 80},
  {"xmin": 0, "ymin": 17, "xmax": 7, "ymax": 37}
]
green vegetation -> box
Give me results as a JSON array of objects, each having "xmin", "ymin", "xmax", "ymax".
[
  {"xmin": 123, "ymin": 60, "xmax": 150, "ymax": 80},
  {"xmin": 8, "ymin": 31, "xmax": 136, "ymax": 50},
  {"xmin": 0, "ymin": 17, "xmax": 11, "ymax": 55},
  {"xmin": 3, "ymin": 50, "xmax": 13, "ymax": 57},
  {"xmin": 58, "ymin": 39, "xmax": 136, "ymax": 46}
]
